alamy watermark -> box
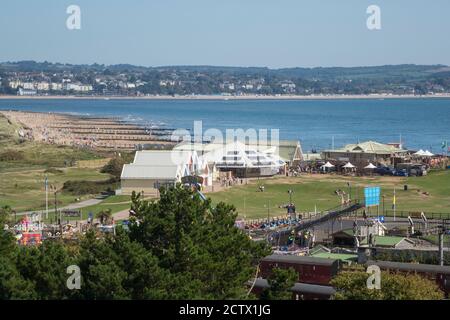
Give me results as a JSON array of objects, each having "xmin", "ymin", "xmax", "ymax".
[
  {"xmin": 169, "ymin": 120, "xmax": 280, "ymax": 165},
  {"xmin": 66, "ymin": 5, "xmax": 81, "ymax": 30},
  {"xmin": 66, "ymin": 265, "xmax": 81, "ymax": 290},
  {"xmin": 366, "ymin": 265, "xmax": 381, "ymax": 290},
  {"xmin": 367, "ymin": 5, "xmax": 381, "ymax": 30}
]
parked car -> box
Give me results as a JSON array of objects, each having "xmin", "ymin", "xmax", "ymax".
[
  {"xmin": 374, "ymin": 166, "xmax": 395, "ymax": 176},
  {"xmin": 393, "ymin": 169, "xmax": 408, "ymax": 177}
]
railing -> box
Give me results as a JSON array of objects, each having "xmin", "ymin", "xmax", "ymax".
[
  {"xmin": 353, "ymin": 209, "xmax": 450, "ymax": 220},
  {"xmin": 259, "ymin": 200, "xmax": 363, "ymax": 244}
]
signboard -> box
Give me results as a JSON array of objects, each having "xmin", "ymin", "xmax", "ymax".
[
  {"xmin": 364, "ymin": 186, "xmax": 381, "ymax": 207},
  {"xmin": 63, "ymin": 210, "xmax": 82, "ymax": 217}
]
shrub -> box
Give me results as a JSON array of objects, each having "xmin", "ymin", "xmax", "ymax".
[
  {"xmin": 44, "ymin": 168, "xmax": 64, "ymax": 175},
  {"xmin": 0, "ymin": 149, "xmax": 25, "ymax": 161},
  {"xmin": 62, "ymin": 179, "xmax": 118, "ymax": 196}
]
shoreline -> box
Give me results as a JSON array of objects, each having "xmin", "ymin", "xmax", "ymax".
[
  {"xmin": 0, "ymin": 110, "xmax": 175, "ymax": 151},
  {"xmin": 1, "ymin": 94, "xmax": 450, "ymax": 101}
]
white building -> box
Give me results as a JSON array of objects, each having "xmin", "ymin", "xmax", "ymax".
[
  {"xmin": 23, "ymin": 82, "xmax": 35, "ymax": 90},
  {"xmin": 51, "ymin": 83, "xmax": 63, "ymax": 91},
  {"xmin": 36, "ymin": 82, "xmax": 50, "ymax": 91},
  {"xmin": 120, "ymin": 150, "xmax": 211, "ymax": 195},
  {"xmin": 174, "ymin": 141, "xmax": 288, "ymax": 178},
  {"xmin": 18, "ymin": 88, "xmax": 37, "ymax": 96},
  {"xmin": 9, "ymin": 80, "xmax": 22, "ymax": 89}
]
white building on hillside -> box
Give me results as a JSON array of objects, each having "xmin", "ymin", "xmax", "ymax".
[
  {"xmin": 120, "ymin": 150, "xmax": 212, "ymax": 195},
  {"xmin": 175, "ymin": 141, "xmax": 287, "ymax": 178}
]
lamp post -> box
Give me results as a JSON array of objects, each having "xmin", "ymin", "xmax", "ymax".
[
  {"xmin": 266, "ymin": 200, "xmax": 271, "ymax": 222},
  {"xmin": 347, "ymin": 182, "xmax": 352, "ymax": 201},
  {"xmin": 54, "ymin": 190, "xmax": 59, "ymax": 225},
  {"xmin": 288, "ymin": 189, "xmax": 293, "ymax": 203},
  {"xmin": 287, "ymin": 189, "xmax": 294, "ymax": 219}
]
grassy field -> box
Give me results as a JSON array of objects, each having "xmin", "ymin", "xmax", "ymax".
[
  {"xmin": 0, "ymin": 167, "xmax": 113, "ymax": 212},
  {"xmin": 208, "ymin": 170, "xmax": 450, "ymax": 219},
  {"xmin": 0, "ymin": 113, "xmax": 105, "ymax": 172},
  {"xmin": 0, "ymin": 113, "xmax": 117, "ymax": 212}
]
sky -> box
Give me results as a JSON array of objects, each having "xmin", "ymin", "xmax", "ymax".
[{"xmin": 0, "ymin": 0, "xmax": 449, "ymax": 68}]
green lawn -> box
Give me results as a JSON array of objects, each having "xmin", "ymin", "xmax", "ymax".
[
  {"xmin": 0, "ymin": 167, "xmax": 113, "ymax": 212},
  {"xmin": 0, "ymin": 113, "xmax": 119, "ymax": 212},
  {"xmin": 208, "ymin": 170, "xmax": 450, "ymax": 219}
]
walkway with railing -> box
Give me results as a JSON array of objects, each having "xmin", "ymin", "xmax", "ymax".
[{"xmin": 251, "ymin": 200, "xmax": 363, "ymax": 243}]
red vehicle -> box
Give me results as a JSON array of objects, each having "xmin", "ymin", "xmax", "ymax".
[{"xmin": 260, "ymin": 254, "xmax": 340, "ymax": 285}]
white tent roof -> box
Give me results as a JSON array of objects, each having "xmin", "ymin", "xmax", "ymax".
[
  {"xmin": 423, "ymin": 150, "xmax": 434, "ymax": 157},
  {"xmin": 414, "ymin": 149, "xmax": 426, "ymax": 156},
  {"xmin": 364, "ymin": 163, "xmax": 377, "ymax": 169},
  {"xmin": 321, "ymin": 161, "xmax": 335, "ymax": 168},
  {"xmin": 343, "ymin": 162, "xmax": 356, "ymax": 168}
]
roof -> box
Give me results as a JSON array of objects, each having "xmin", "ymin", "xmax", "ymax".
[
  {"xmin": 121, "ymin": 164, "xmax": 180, "ymax": 180},
  {"xmin": 324, "ymin": 141, "xmax": 407, "ymax": 155},
  {"xmin": 311, "ymin": 252, "xmax": 358, "ymax": 262},
  {"xmin": 332, "ymin": 229, "xmax": 355, "ymax": 237},
  {"xmin": 133, "ymin": 150, "xmax": 195, "ymax": 166},
  {"xmin": 175, "ymin": 140, "xmax": 302, "ymax": 162},
  {"xmin": 366, "ymin": 260, "xmax": 450, "ymax": 275},
  {"xmin": 262, "ymin": 254, "xmax": 337, "ymax": 266},
  {"xmin": 303, "ymin": 153, "xmax": 322, "ymax": 161},
  {"xmin": 253, "ymin": 278, "xmax": 336, "ymax": 296},
  {"xmin": 373, "ymin": 236, "xmax": 413, "ymax": 247},
  {"xmin": 277, "ymin": 141, "xmax": 303, "ymax": 162}
]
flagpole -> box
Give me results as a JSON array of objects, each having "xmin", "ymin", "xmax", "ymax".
[
  {"xmin": 393, "ymin": 188, "xmax": 396, "ymax": 222},
  {"xmin": 45, "ymin": 176, "xmax": 49, "ymax": 220}
]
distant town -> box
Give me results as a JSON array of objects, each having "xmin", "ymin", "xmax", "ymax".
[{"xmin": 1, "ymin": 61, "xmax": 450, "ymax": 97}]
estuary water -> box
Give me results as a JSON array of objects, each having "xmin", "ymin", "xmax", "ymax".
[{"xmin": 0, "ymin": 98, "xmax": 449, "ymax": 152}]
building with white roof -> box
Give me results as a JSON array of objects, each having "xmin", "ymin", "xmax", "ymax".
[
  {"xmin": 120, "ymin": 150, "xmax": 212, "ymax": 195},
  {"xmin": 175, "ymin": 141, "xmax": 287, "ymax": 178}
]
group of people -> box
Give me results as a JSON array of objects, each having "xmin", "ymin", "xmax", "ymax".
[
  {"xmin": 219, "ymin": 177, "xmax": 246, "ymax": 188},
  {"xmin": 245, "ymin": 216, "xmax": 302, "ymax": 231}
]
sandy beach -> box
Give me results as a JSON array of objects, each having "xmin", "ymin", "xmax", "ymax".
[
  {"xmin": 1, "ymin": 93, "xmax": 450, "ymax": 100},
  {"xmin": 0, "ymin": 110, "xmax": 175, "ymax": 151}
]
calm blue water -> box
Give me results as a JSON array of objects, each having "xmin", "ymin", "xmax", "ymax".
[{"xmin": 0, "ymin": 98, "xmax": 449, "ymax": 152}]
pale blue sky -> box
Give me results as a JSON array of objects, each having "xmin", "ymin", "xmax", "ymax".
[{"xmin": 0, "ymin": 0, "xmax": 449, "ymax": 68}]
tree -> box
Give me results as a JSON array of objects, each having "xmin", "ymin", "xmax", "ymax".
[
  {"xmin": 15, "ymin": 240, "xmax": 74, "ymax": 299},
  {"xmin": 128, "ymin": 185, "xmax": 270, "ymax": 299},
  {"xmin": 0, "ymin": 206, "xmax": 37, "ymax": 299},
  {"xmin": 96, "ymin": 209, "xmax": 112, "ymax": 225},
  {"xmin": 0, "ymin": 205, "xmax": 13, "ymax": 226},
  {"xmin": 331, "ymin": 270, "xmax": 445, "ymax": 300},
  {"xmin": 74, "ymin": 231, "xmax": 129, "ymax": 300},
  {"xmin": 260, "ymin": 268, "xmax": 297, "ymax": 300},
  {"xmin": 101, "ymin": 156, "xmax": 129, "ymax": 181}
]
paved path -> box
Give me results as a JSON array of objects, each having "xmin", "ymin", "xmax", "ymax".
[{"xmin": 16, "ymin": 198, "xmax": 103, "ymax": 216}]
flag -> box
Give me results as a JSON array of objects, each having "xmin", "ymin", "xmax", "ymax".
[
  {"xmin": 442, "ymin": 141, "xmax": 448, "ymax": 149},
  {"xmin": 392, "ymin": 189, "xmax": 396, "ymax": 209},
  {"xmin": 44, "ymin": 176, "xmax": 48, "ymax": 191}
]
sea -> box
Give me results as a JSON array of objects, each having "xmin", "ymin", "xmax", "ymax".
[{"xmin": 0, "ymin": 98, "xmax": 449, "ymax": 153}]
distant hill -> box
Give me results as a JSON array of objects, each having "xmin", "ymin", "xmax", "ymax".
[{"xmin": 1, "ymin": 61, "xmax": 449, "ymax": 96}]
